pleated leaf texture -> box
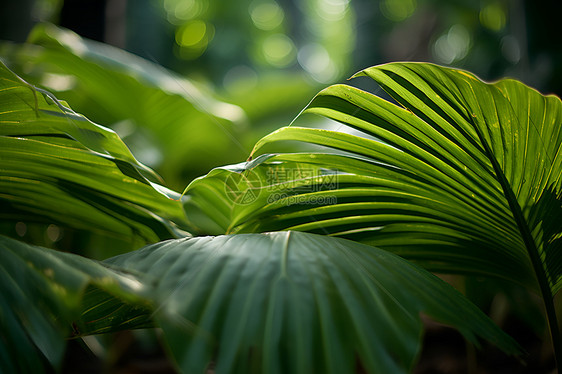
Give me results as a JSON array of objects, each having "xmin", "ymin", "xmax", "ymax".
[
  {"xmin": 107, "ymin": 231, "xmax": 520, "ymax": 374},
  {"xmin": 186, "ymin": 62, "xmax": 562, "ymax": 298},
  {"xmin": 0, "ymin": 62, "xmax": 188, "ymax": 243}
]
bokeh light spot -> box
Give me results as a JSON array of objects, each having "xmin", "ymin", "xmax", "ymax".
[
  {"xmin": 480, "ymin": 3, "xmax": 506, "ymax": 32},
  {"xmin": 380, "ymin": 0, "xmax": 417, "ymax": 22},
  {"xmin": 175, "ymin": 20, "xmax": 215, "ymax": 59},
  {"xmin": 318, "ymin": 0, "xmax": 350, "ymax": 21},
  {"xmin": 176, "ymin": 20, "xmax": 207, "ymax": 47},
  {"xmin": 262, "ymin": 34, "xmax": 296, "ymax": 67},
  {"xmin": 165, "ymin": 0, "xmax": 208, "ymax": 24},
  {"xmin": 250, "ymin": 2, "xmax": 284, "ymax": 30},
  {"xmin": 433, "ymin": 24, "xmax": 471, "ymax": 64},
  {"xmin": 172, "ymin": 0, "xmax": 196, "ymax": 21},
  {"xmin": 298, "ymin": 43, "xmax": 338, "ymax": 83},
  {"xmin": 46, "ymin": 224, "xmax": 62, "ymax": 243}
]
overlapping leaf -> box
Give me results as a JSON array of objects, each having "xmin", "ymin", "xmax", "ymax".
[
  {"xmin": 0, "ymin": 23, "xmax": 248, "ymax": 188},
  {"xmin": 0, "ymin": 62, "xmax": 188, "ymax": 244},
  {"xmin": 186, "ymin": 63, "xmax": 562, "ymax": 299},
  {"xmin": 0, "ymin": 235, "xmax": 152, "ymax": 373},
  {"xmin": 107, "ymin": 231, "xmax": 520, "ymax": 374}
]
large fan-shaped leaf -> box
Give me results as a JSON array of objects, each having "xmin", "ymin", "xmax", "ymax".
[
  {"xmin": 183, "ymin": 62, "xmax": 562, "ymax": 361},
  {"xmin": 0, "ymin": 235, "xmax": 152, "ymax": 373},
  {"xmin": 186, "ymin": 63, "xmax": 562, "ymax": 294},
  {"xmin": 107, "ymin": 231, "xmax": 520, "ymax": 374},
  {"xmin": 0, "ymin": 62, "xmax": 188, "ymax": 244}
]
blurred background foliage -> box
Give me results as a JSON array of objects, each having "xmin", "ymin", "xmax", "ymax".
[{"xmin": 0, "ymin": 0, "xmax": 560, "ymax": 254}]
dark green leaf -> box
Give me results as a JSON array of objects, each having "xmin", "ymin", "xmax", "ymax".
[
  {"xmin": 107, "ymin": 231, "xmax": 520, "ymax": 374},
  {"xmin": 0, "ymin": 235, "xmax": 152, "ymax": 372}
]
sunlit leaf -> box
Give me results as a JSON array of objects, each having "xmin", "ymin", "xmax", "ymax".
[
  {"xmin": 188, "ymin": 63, "xmax": 562, "ymax": 296},
  {"xmin": 0, "ymin": 23, "xmax": 248, "ymax": 189},
  {"xmin": 184, "ymin": 62, "xmax": 562, "ymax": 363},
  {"xmin": 0, "ymin": 61, "xmax": 188, "ymax": 245}
]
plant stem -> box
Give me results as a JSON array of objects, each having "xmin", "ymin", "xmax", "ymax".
[
  {"xmin": 472, "ymin": 118, "xmax": 562, "ymax": 369},
  {"xmin": 493, "ymin": 164, "xmax": 561, "ymax": 370},
  {"xmin": 542, "ymin": 289, "xmax": 561, "ymax": 368},
  {"xmin": 506, "ymin": 192, "xmax": 562, "ymax": 368}
]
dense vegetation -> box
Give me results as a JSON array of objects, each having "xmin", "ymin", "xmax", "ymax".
[{"xmin": 1, "ymin": 22, "xmax": 561, "ymax": 372}]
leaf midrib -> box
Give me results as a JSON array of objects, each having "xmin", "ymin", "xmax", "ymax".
[{"xmin": 468, "ymin": 105, "xmax": 561, "ymax": 364}]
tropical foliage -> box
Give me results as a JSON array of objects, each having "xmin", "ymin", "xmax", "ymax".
[
  {"xmin": 0, "ymin": 23, "xmax": 250, "ymax": 191},
  {"xmin": 186, "ymin": 62, "xmax": 562, "ymax": 367},
  {"xmin": 188, "ymin": 62, "xmax": 562, "ymax": 299},
  {"xmin": 1, "ymin": 35, "xmax": 560, "ymax": 373}
]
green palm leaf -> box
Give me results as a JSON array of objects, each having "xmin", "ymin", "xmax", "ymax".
[
  {"xmin": 188, "ymin": 63, "xmax": 562, "ymax": 292},
  {"xmin": 0, "ymin": 235, "xmax": 152, "ymax": 372},
  {"xmin": 0, "ymin": 61, "xmax": 188, "ymax": 244},
  {"xmin": 184, "ymin": 62, "xmax": 562, "ymax": 362},
  {"xmin": 107, "ymin": 231, "xmax": 520, "ymax": 374}
]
